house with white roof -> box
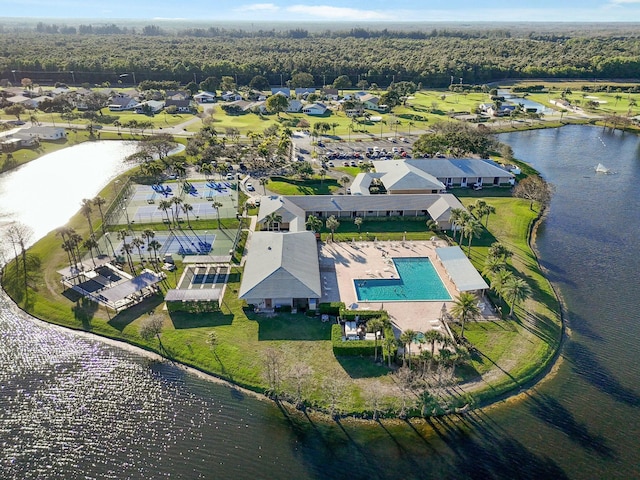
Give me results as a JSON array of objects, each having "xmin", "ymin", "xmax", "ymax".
[
  {"xmin": 194, "ymin": 91, "xmax": 216, "ymax": 103},
  {"xmin": 238, "ymin": 231, "xmax": 321, "ymax": 310},
  {"xmin": 108, "ymin": 94, "xmax": 138, "ymax": 111},
  {"xmin": 302, "ymin": 103, "xmax": 328, "ymax": 116},
  {"xmin": 360, "ymin": 94, "xmax": 387, "ymax": 112},
  {"xmin": 286, "ymin": 99, "xmax": 303, "ymax": 113}
]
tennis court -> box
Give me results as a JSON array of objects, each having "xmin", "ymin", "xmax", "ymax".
[
  {"xmin": 114, "ymin": 231, "xmax": 216, "ymax": 257},
  {"xmin": 116, "ymin": 182, "xmax": 238, "ymax": 225}
]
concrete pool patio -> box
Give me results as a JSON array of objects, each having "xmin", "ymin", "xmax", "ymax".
[{"xmin": 319, "ymin": 239, "xmax": 496, "ymax": 336}]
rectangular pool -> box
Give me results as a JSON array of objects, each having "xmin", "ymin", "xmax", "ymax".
[{"xmin": 354, "ymin": 257, "xmax": 451, "ymax": 302}]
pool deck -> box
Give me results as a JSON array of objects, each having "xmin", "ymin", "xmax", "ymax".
[{"xmin": 319, "ymin": 239, "xmax": 494, "ymax": 337}]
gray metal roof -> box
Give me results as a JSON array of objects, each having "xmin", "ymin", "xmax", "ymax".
[
  {"xmin": 277, "ymin": 193, "xmax": 458, "ymax": 213},
  {"xmin": 401, "ymin": 158, "xmax": 515, "ymax": 179},
  {"xmin": 99, "ymin": 270, "xmax": 164, "ymax": 303},
  {"xmin": 165, "ymin": 288, "xmax": 222, "ymax": 301},
  {"xmin": 374, "ymin": 161, "xmax": 445, "ymax": 191},
  {"xmin": 239, "ymin": 231, "xmax": 321, "ymax": 300},
  {"xmin": 435, "ymin": 246, "xmax": 489, "ymax": 292}
]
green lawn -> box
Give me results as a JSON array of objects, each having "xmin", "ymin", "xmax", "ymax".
[{"xmin": 266, "ymin": 176, "xmax": 341, "ymax": 195}]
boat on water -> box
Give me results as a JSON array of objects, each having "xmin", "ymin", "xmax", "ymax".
[{"xmin": 595, "ymin": 163, "xmax": 611, "ymax": 174}]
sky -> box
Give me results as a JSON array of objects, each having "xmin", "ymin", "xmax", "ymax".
[{"xmin": 3, "ymin": 0, "xmax": 640, "ymax": 22}]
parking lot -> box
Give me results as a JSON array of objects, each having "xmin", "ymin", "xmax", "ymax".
[{"xmin": 294, "ymin": 134, "xmax": 417, "ymax": 170}]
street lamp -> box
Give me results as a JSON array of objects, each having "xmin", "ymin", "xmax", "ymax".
[
  {"xmin": 119, "ymin": 72, "xmax": 137, "ymax": 85},
  {"xmin": 11, "ymin": 70, "xmax": 17, "ymax": 85},
  {"xmin": 70, "ymin": 71, "xmax": 75, "ymax": 85}
]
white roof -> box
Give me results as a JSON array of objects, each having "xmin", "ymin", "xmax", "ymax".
[
  {"xmin": 239, "ymin": 231, "xmax": 321, "ymax": 301},
  {"xmin": 435, "ymin": 246, "xmax": 489, "ymax": 292}
]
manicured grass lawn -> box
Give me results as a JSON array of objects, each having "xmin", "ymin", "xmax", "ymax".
[{"xmin": 266, "ymin": 176, "xmax": 340, "ymax": 195}]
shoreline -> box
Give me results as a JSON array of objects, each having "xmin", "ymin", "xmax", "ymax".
[{"xmin": 0, "ymin": 129, "xmax": 567, "ymax": 421}]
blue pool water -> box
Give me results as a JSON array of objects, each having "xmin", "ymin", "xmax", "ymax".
[{"xmin": 354, "ymin": 257, "xmax": 451, "ymax": 302}]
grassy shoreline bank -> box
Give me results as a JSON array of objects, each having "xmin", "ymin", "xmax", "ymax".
[{"xmin": 1, "ymin": 139, "xmax": 564, "ymax": 420}]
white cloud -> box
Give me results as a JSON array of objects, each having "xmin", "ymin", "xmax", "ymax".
[
  {"xmin": 235, "ymin": 3, "xmax": 280, "ymax": 13},
  {"xmin": 286, "ymin": 5, "xmax": 389, "ymax": 20},
  {"xmin": 609, "ymin": 0, "xmax": 640, "ymax": 3}
]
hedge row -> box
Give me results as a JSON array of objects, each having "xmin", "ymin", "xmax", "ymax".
[{"xmin": 331, "ymin": 324, "xmax": 376, "ymax": 356}]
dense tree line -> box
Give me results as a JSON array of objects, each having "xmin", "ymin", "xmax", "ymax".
[{"xmin": 1, "ymin": 27, "xmax": 639, "ymax": 88}]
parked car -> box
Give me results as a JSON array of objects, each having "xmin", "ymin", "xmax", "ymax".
[
  {"xmin": 350, "ymin": 160, "xmax": 357, "ymax": 167},
  {"xmin": 327, "ymin": 161, "xmax": 335, "ymax": 167},
  {"xmin": 246, "ymin": 182, "xmax": 255, "ymax": 191},
  {"xmin": 226, "ymin": 173, "xmax": 234, "ymax": 180}
]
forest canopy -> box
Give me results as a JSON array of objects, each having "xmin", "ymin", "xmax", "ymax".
[{"xmin": 1, "ymin": 23, "xmax": 639, "ymax": 88}]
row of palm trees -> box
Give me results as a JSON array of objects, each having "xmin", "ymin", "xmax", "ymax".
[
  {"xmin": 448, "ymin": 199, "xmax": 495, "ymax": 254},
  {"xmin": 157, "ymin": 196, "xmax": 224, "ymax": 229},
  {"xmin": 482, "ymin": 242, "xmax": 532, "ymax": 317}
]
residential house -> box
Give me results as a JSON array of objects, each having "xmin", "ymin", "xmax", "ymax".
[
  {"xmin": 6, "ymin": 94, "xmax": 41, "ymax": 109},
  {"xmin": 286, "ymin": 99, "xmax": 303, "ymax": 113},
  {"xmin": 221, "ymin": 91, "xmax": 242, "ymax": 102},
  {"xmin": 238, "ymin": 231, "xmax": 321, "ymax": 311},
  {"xmin": 0, "ymin": 126, "xmax": 67, "ymax": 149},
  {"xmin": 271, "ymin": 87, "xmax": 291, "ymax": 97},
  {"xmin": 108, "ymin": 94, "xmax": 138, "ymax": 111},
  {"xmin": 165, "ymin": 90, "xmax": 190, "ymax": 101},
  {"xmin": 223, "ymin": 100, "xmax": 267, "ymax": 114},
  {"xmin": 194, "ymin": 91, "xmax": 216, "ymax": 103},
  {"xmin": 360, "ymin": 93, "xmax": 387, "ymax": 112},
  {"xmin": 294, "ymin": 88, "xmax": 316, "ymax": 99},
  {"xmin": 165, "ymin": 98, "xmax": 193, "ymax": 113},
  {"xmin": 302, "ymin": 103, "xmax": 328, "ymax": 116},
  {"xmin": 134, "ymin": 100, "xmax": 165, "ymax": 114},
  {"xmin": 321, "ymin": 88, "xmax": 339, "ymax": 101}
]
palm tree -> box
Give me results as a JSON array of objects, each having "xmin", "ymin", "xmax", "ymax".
[
  {"xmin": 424, "ymin": 330, "xmax": 445, "ymax": 358},
  {"xmin": 182, "ymin": 203, "xmax": 193, "ymax": 227},
  {"xmin": 450, "ymin": 292, "xmax": 481, "ymax": 339},
  {"xmin": 502, "ymin": 276, "xmax": 532, "ymax": 317},
  {"xmin": 463, "ymin": 217, "xmax": 483, "ymax": 254},
  {"xmin": 80, "ymin": 198, "xmax": 94, "ymax": 235},
  {"xmin": 156, "ymin": 200, "xmax": 171, "ymax": 225},
  {"xmin": 148, "ymin": 240, "xmax": 162, "ymax": 265},
  {"xmin": 399, "ymin": 329, "xmax": 418, "ymax": 368},
  {"xmin": 92, "ymin": 196, "xmax": 107, "ymax": 233},
  {"xmin": 82, "ymin": 237, "xmax": 99, "ymax": 267},
  {"xmin": 212, "ymin": 200, "xmax": 223, "ymax": 229},
  {"xmin": 340, "ymin": 175, "xmax": 350, "ymax": 194},
  {"xmin": 131, "ymin": 236, "xmax": 145, "ymax": 264},
  {"xmin": 491, "ymin": 269, "xmax": 513, "ymax": 302},
  {"xmin": 367, "ymin": 318, "xmax": 385, "ymax": 362},
  {"xmin": 120, "ymin": 242, "xmax": 135, "ymax": 274},
  {"xmin": 259, "ymin": 177, "xmax": 269, "ymax": 194},
  {"xmin": 264, "ymin": 212, "xmax": 282, "ymax": 231},
  {"xmin": 325, "ymin": 215, "xmax": 340, "ymax": 241},
  {"xmin": 142, "ymin": 229, "xmax": 155, "ymax": 259},
  {"xmin": 483, "ymin": 256, "xmax": 506, "ymax": 278},
  {"xmin": 319, "ymin": 168, "xmax": 327, "ymax": 187},
  {"xmin": 171, "ymin": 197, "xmax": 183, "ymax": 225},
  {"xmin": 383, "ymin": 336, "xmax": 396, "ymax": 367},
  {"xmin": 448, "ymin": 208, "xmax": 465, "ymax": 242},
  {"xmin": 354, "ymin": 216, "xmax": 363, "ymax": 233},
  {"xmin": 488, "ymin": 242, "xmax": 512, "ymax": 262},
  {"xmin": 305, "ymin": 215, "xmax": 323, "ymax": 233}
]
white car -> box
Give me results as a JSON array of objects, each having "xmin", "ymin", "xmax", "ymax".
[
  {"xmin": 226, "ymin": 173, "xmax": 234, "ymax": 180},
  {"xmin": 246, "ymin": 182, "xmax": 255, "ymax": 192}
]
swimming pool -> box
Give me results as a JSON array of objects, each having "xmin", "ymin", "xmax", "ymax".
[{"xmin": 354, "ymin": 257, "xmax": 451, "ymax": 302}]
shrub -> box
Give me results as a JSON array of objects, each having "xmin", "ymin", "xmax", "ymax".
[
  {"xmin": 331, "ymin": 324, "xmax": 376, "ymax": 356},
  {"xmin": 319, "ymin": 302, "xmax": 344, "ymax": 315}
]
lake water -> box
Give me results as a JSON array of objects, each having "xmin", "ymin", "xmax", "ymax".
[
  {"xmin": 1, "ymin": 128, "xmax": 640, "ymax": 479},
  {"xmin": 0, "ymin": 141, "xmax": 136, "ymax": 264}
]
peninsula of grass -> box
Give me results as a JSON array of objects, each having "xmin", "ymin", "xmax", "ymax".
[{"xmin": 3, "ymin": 163, "xmax": 563, "ymax": 417}]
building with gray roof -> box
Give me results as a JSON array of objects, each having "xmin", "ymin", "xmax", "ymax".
[
  {"xmin": 238, "ymin": 231, "xmax": 321, "ymax": 310},
  {"xmin": 255, "ymin": 194, "xmax": 464, "ymax": 231}
]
